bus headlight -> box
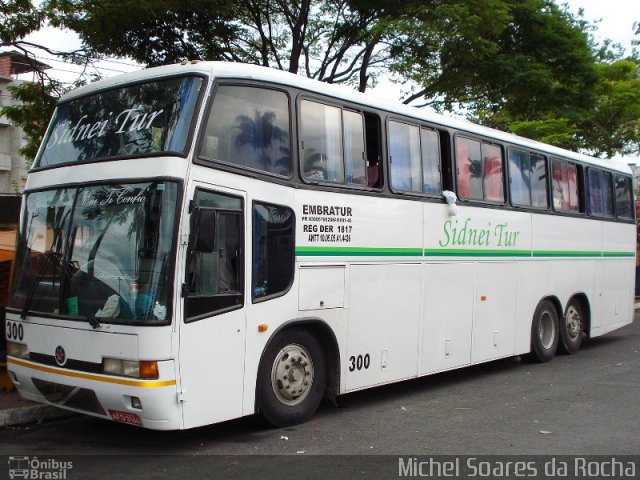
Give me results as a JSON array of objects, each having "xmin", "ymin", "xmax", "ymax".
[
  {"xmin": 7, "ymin": 341, "xmax": 29, "ymax": 359},
  {"xmin": 102, "ymin": 358, "xmax": 159, "ymax": 379}
]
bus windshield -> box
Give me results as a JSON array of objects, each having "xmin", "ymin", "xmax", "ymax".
[
  {"xmin": 9, "ymin": 181, "xmax": 179, "ymax": 325},
  {"xmin": 35, "ymin": 76, "xmax": 203, "ymax": 169}
]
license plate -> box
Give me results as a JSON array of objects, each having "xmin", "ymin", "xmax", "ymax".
[{"xmin": 108, "ymin": 409, "xmax": 143, "ymax": 426}]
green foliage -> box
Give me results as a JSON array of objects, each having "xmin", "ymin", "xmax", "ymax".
[
  {"xmin": 1, "ymin": 0, "xmax": 638, "ymax": 160},
  {"xmin": 487, "ymin": 59, "xmax": 640, "ymax": 158},
  {"xmin": 578, "ymin": 60, "xmax": 640, "ymax": 157},
  {"xmin": 507, "ymin": 117, "xmax": 581, "ymax": 151},
  {"xmin": 0, "ymin": 81, "xmax": 59, "ymax": 166},
  {"xmin": 45, "ymin": 0, "xmax": 238, "ymax": 66},
  {"xmin": 0, "ymin": 0, "xmax": 43, "ymax": 44}
]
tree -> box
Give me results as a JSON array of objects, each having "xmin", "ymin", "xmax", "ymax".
[
  {"xmin": 1, "ymin": 81, "xmax": 59, "ymax": 163},
  {"xmin": 3, "ymin": 0, "xmax": 634, "ymax": 160},
  {"xmin": 490, "ymin": 45, "xmax": 640, "ymax": 157},
  {"xmin": 576, "ymin": 59, "xmax": 640, "ymax": 157},
  {"xmin": 0, "ymin": 0, "xmax": 94, "ymax": 165},
  {"xmin": 44, "ymin": 0, "xmax": 597, "ymax": 103}
]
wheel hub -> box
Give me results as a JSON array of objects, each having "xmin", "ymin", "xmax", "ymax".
[
  {"xmin": 566, "ymin": 306, "xmax": 582, "ymax": 340},
  {"xmin": 271, "ymin": 344, "xmax": 314, "ymax": 406}
]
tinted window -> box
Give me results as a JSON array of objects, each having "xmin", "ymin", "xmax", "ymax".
[
  {"xmin": 37, "ymin": 76, "xmax": 203, "ymax": 168},
  {"xmin": 389, "ymin": 121, "xmax": 441, "ymax": 194},
  {"xmin": 509, "ymin": 150, "xmax": 530, "ymax": 206},
  {"xmin": 421, "ymin": 129, "xmax": 442, "ymax": 194},
  {"xmin": 253, "ymin": 202, "xmax": 295, "ymax": 300},
  {"xmin": 389, "ymin": 122, "xmax": 421, "ymax": 192},
  {"xmin": 552, "ymin": 159, "xmax": 580, "ymax": 212},
  {"xmin": 185, "ymin": 190, "xmax": 243, "ymax": 320},
  {"xmin": 615, "ymin": 175, "xmax": 634, "ymax": 220},
  {"xmin": 530, "ymin": 154, "xmax": 549, "ymax": 208},
  {"xmin": 301, "ymin": 100, "xmax": 343, "ymax": 182},
  {"xmin": 509, "ymin": 150, "xmax": 548, "ymax": 208},
  {"xmin": 201, "ymin": 86, "xmax": 291, "ymax": 175},
  {"xmin": 587, "ymin": 169, "xmax": 613, "ymax": 217},
  {"xmin": 300, "ymin": 100, "xmax": 369, "ymax": 186},
  {"xmin": 343, "ymin": 111, "xmax": 367, "ymax": 185},
  {"xmin": 483, "ymin": 143, "xmax": 504, "ymax": 202},
  {"xmin": 456, "ymin": 137, "xmax": 504, "ymax": 202},
  {"xmin": 10, "ymin": 182, "xmax": 179, "ymax": 324}
]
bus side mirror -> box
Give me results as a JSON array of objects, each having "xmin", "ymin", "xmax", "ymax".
[{"xmin": 190, "ymin": 207, "xmax": 216, "ymax": 253}]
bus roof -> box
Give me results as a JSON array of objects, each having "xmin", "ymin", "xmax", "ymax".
[{"xmin": 61, "ymin": 61, "xmax": 631, "ymax": 175}]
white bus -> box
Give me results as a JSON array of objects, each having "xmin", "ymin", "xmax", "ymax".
[{"xmin": 5, "ymin": 62, "xmax": 635, "ymax": 430}]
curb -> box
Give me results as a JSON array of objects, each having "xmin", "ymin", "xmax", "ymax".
[{"xmin": 0, "ymin": 404, "xmax": 74, "ymax": 428}]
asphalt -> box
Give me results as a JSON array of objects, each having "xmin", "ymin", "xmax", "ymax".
[{"xmin": 2, "ymin": 300, "xmax": 640, "ymax": 428}]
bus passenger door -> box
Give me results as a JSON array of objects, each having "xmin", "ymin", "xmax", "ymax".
[{"xmin": 178, "ymin": 186, "xmax": 247, "ymax": 428}]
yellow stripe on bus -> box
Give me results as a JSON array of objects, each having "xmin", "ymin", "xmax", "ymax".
[{"xmin": 7, "ymin": 357, "xmax": 177, "ymax": 388}]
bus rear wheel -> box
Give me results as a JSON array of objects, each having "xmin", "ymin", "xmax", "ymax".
[
  {"xmin": 257, "ymin": 329, "xmax": 326, "ymax": 427},
  {"xmin": 559, "ymin": 300, "xmax": 584, "ymax": 354},
  {"xmin": 529, "ymin": 300, "xmax": 559, "ymax": 363}
]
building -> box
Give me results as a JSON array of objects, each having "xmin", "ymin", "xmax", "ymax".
[
  {"xmin": 0, "ymin": 51, "xmax": 49, "ymax": 364},
  {"xmin": 0, "ymin": 51, "xmax": 50, "ymax": 194}
]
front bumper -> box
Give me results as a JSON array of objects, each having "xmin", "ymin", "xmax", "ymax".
[{"xmin": 7, "ymin": 357, "xmax": 181, "ymax": 430}]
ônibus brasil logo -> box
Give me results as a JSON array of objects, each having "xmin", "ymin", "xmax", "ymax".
[{"xmin": 8, "ymin": 456, "xmax": 73, "ymax": 479}]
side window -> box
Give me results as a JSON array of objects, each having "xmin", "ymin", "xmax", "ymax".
[
  {"xmin": 200, "ymin": 85, "xmax": 291, "ymax": 176},
  {"xmin": 252, "ymin": 202, "xmax": 295, "ymax": 301},
  {"xmin": 483, "ymin": 143, "xmax": 504, "ymax": 202},
  {"xmin": 343, "ymin": 111, "xmax": 367, "ymax": 185},
  {"xmin": 615, "ymin": 175, "xmax": 634, "ymax": 220},
  {"xmin": 185, "ymin": 190, "xmax": 243, "ymax": 321},
  {"xmin": 456, "ymin": 137, "xmax": 482, "ymax": 199},
  {"xmin": 389, "ymin": 121, "xmax": 442, "ymax": 194},
  {"xmin": 389, "ymin": 121, "xmax": 421, "ymax": 192},
  {"xmin": 552, "ymin": 159, "xmax": 580, "ymax": 213},
  {"xmin": 300, "ymin": 100, "xmax": 343, "ymax": 182},
  {"xmin": 509, "ymin": 150, "xmax": 548, "ymax": 208},
  {"xmin": 456, "ymin": 136, "xmax": 503, "ymax": 202},
  {"xmin": 567, "ymin": 163, "xmax": 580, "ymax": 211},
  {"xmin": 421, "ymin": 128, "xmax": 442, "ymax": 194},
  {"xmin": 587, "ymin": 169, "xmax": 613, "ymax": 217},
  {"xmin": 508, "ymin": 149, "xmax": 530, "ymax": 206},
  {"xmin": 300, "ymin": 100, "xmax": 369, "ymax": 186},
  {"xmin": 530, "ymin": 154, "xmax": 549, "ymax": 208}
]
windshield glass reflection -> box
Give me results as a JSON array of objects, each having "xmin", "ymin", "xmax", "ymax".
[
  {"xmin": 35, "ymin": 76, "xmax": 203, "ymax": 169},
  {"xmin": 10, "ymin": 181, "xmax": 178, "ymax": 325}
]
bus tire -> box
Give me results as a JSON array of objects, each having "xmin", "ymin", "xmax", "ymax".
[
  {"xmin": 529, "ymin": 300, "xmax": 559, "ymax": 363},
  {"xmin": 559, "ymin": 300, "xmax": 584, "ymax": 354},
  {"xmin": 257, "ymin": 329, "xmax": 326, "ymax": 427}
]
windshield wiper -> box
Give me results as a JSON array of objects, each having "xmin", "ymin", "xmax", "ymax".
[
  {"xmin": 20, "ymin": 222, "xmax": 67, "ymax": 320},
  {"xmin": 20, "ymin": 250, "xmax": 58, "ymax": 319},
  {"xmin": 81, "ymin": 302, "xmax": 101, "ymax": 329}
]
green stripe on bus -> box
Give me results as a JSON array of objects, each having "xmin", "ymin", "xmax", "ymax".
[
  {"xmin": 531, "ymin": 250, "xmax": 602, "ymax": 258},
  {"xmin": 295, "ymin": 247, "xmax": 635, "ymax": 258},
  {"xmin": 295, "ymin": 246, "xmax": 423, "ymax": 257},
  {"xmin": 424, "ymin": 249, "xmax": 531, "ymax": 257}
]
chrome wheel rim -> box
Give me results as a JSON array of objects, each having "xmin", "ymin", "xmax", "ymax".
[
  {"xmin": 566, "ymin": 305, "xmax": 582, "ymax": 341},
  {"xmin": 271, "ymin": 343, "xmax": 314, "ymax": 406}
]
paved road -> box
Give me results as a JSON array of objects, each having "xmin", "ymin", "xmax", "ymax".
[{"xmin": 1, "ymin": 314, "xmax": 639, "ymax": 478}]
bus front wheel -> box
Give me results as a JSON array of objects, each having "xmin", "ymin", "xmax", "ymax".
[
  {"xmin": 559, "ymin": 300, "xmax": 584, "ymax": 354},
  {"xmin": 529, "ymin": 300, "xmax": 559, "ymax": 363},
  {"xmin": 257, "ymin": 329, "xmax": 326, "ymax": 427}
]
